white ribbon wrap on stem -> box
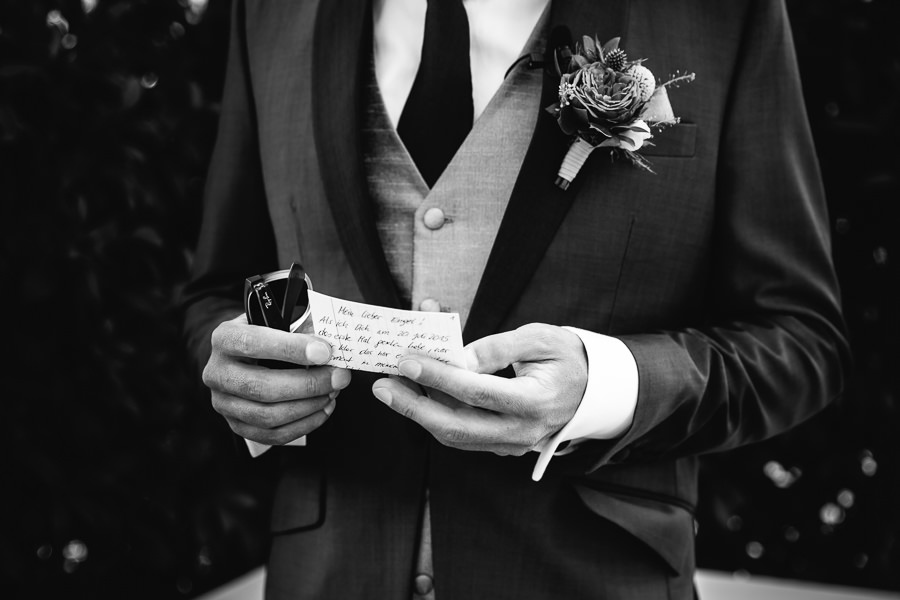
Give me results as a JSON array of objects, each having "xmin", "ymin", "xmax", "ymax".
[
  {"xmin": 555, "ymin": 119, "xmax": 653, "ymax": 190},
  {"xmin": 555, "ymin": 137, "xmax": 598, "ymax": 190}
]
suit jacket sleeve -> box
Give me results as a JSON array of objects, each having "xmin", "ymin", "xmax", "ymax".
[
  {"xmin": 180, "ymin": 0, "xmax": 279, "ymax": 376},
  {"xmin": 583, "ymin": 0, "xmax": 850, "ymax": 471}
]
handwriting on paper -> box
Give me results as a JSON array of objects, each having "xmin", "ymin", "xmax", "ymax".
[{"xmin": 306, "ymin": 290, "xmax": 465, "ymax": 375}]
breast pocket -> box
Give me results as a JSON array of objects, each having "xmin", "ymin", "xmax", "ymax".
[{"xmin": 641, "ymin": 122, "xmax": 697, "ymax": 158}]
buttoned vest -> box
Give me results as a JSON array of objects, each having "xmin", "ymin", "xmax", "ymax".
[
  {"xmin": 361, "ymin": 14, "xmax": 546, "ymax": 600},
  {"xmin": 359, "ymin": 19, "xmax": 547, "ymax": 599},
  {"xmin": 362, "ymin": 40, "xmax": 546, "ymax": 328}
]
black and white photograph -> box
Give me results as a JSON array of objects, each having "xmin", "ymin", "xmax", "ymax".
[{"xmin": 2, "ymin": 0, "xmax": 898, "ymax": 598}]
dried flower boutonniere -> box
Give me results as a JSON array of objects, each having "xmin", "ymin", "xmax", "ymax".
[{"xmin": 546, "ymin": 36, "xmax": 695, "ymax": 189}]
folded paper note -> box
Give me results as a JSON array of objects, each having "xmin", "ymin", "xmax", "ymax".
[
  {"xmin": 245, "ymin": 292, "xmax": 465, "ymax": 457},
  {"xmin": 307, "ymin": 291, "xmax": 466, "ymax": 374}
]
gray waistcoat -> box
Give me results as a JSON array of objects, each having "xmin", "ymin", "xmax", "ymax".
[
  {"xmin": 362, "ymin": 37, "xmax": 546, "ymax": 329},
  {"xmin": 359, "ymin": 19, "xmax": 547, "ymax": 599}
]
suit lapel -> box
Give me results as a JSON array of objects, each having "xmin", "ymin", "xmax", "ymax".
[
  {"xmin": 464, "ymin": 0, "xmax": 631, "ymax": 343},
  {"xmin": 310, "ymin": 0, "xmax": 629, "ymax": 322},
  {"xmin": 311, "ymin": 0, "xmax": 401, "ymax": 309}
]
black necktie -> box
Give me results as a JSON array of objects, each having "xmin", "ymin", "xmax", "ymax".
[{"xmin": 397, "ymin": 0, "xmax": 473, "ymax": 188}]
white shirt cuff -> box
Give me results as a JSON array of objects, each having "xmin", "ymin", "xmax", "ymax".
[
  {"xmin": 531, "ymin": 327, "xmax": 638, "ymax": 481},
  {"xmin": 245, "ymin": 436, "xmax": 306, "ymax": 458}
]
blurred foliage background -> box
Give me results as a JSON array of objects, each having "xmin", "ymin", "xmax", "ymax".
[{"xmin": 0, "ymin": 0, "xmax": 897, "ymax": 598}]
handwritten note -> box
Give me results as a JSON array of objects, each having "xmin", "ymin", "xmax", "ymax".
[{"xmin": 307, "ymin": 290, "xmax": 465, "ymax": 375}]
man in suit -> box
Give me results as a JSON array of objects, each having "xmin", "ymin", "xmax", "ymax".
[{"xmin": 182, "ymin": 0, "xmax": 850, "ymax": 598}]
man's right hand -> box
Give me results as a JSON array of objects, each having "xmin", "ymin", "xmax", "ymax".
[{"xmin": 202, "ymin": 314, "xmax": 351, "ymax": 445}]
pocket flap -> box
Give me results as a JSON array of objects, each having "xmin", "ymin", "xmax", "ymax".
[
  {"xmin": 270, "ymin": 460, "xmax": 325, "ymax": 534},
  {"xmin": 574, "ymin": 483, "xmax": 694, "ymax": 575}
]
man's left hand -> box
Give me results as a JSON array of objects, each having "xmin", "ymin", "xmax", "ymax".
[{"xmin": 371, "ymin": 323, "xmax": 587, "ymax": 456}]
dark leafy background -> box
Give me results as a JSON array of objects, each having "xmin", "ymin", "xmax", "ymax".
[{"xmin": 1, "ymin": 0, "xmax": 897, "ymax": 598}]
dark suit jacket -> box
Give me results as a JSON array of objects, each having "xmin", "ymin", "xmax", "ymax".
[{"xmin": 182, "ymin": 0, "xmax": 850, "ymax": 598}]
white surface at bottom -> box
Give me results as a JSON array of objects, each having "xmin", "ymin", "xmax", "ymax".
[
  {"xmin": 198, "ymin": 566, "xmax": 900, "ymax": 600},
  {"xmin": 695, "ymin": 570, "xmax": 899, "ymax": 600}
]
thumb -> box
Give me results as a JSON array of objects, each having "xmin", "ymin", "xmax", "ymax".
[{"xmin": 465, "ymin": 323, "xmax": 565, "ymax": 374}]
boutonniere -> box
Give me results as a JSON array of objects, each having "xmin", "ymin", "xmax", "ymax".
[{"xmin": 546, "ymin": 36, "xmax": 695, "ymax": 189}]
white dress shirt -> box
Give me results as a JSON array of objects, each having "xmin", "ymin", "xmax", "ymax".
[
  {"xmin": 248, "ymin": 0, "xmax": 639, "ymax": 482},
  {"xmin": 374, "ymin": 0, "xmax": 552, "ymax": 125}
]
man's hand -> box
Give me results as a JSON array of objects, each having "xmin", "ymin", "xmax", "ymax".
[
  {"xmin": 203, "ymin": 314, "xmax": 351, "ymax": 445},
  {"xmin": 371, "ymin": 323, "xmax": 587, "ymax": 456}
]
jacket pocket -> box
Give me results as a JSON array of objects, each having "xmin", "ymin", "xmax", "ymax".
[
  {"xmin": 270, "ymin": 460, "xmax": 326, "ymax": 534},
  {"xmin": 573, "ymin": 482, "xmax": 695, "ymax": 576},
  {"xmin": 641, "ymin": 122, "xmax": 697, "ymax": 157}
]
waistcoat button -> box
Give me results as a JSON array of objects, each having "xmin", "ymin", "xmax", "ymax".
[
  {"xmin": 422, "ymin": 207, "xmax": 446, "ymax": 230},
  {"xmin": 419, "ymin": 298, "xmax": 441, "ymax": 312},
  {"xmin": 414, "ymin": 573, "xmax": 434, "ymax": 595}
]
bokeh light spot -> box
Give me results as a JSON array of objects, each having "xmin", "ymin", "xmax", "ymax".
[
  {"xmin": 763, "ymin": 460, "xmax": 801, "ymax": 488},
  {"xmin": 820, "ymin": 502, "xmax": 845, "ymax": 526},
  {"xmin": 746, "ymin": 541, "xmax": 764, "ymax": 559},
  {"xmin": 184, "ymin": 0, "xmax": 208, "ymax": 24},
  {"xmin": 197, "ymin": 546, "xmax": 212, "ymax": 571},
  {"xmin": 46, "ymin": 11, "xmax": 68, "ymax": 32},
  {"xmin": 861, "ymin": 456, "xmax": 878, "ymax": 477},
  {"xmin": 176, "ymin": 576, "xmax": 193, "ymax": 594},
  {"xmin": 837, "ymin": 489, "xmax": 855, "ymax": 508},
  {"xmin": 141, "ymin": 73, "xmax": 159, "ymax": 89},
  {"xmin": 62, "ymin": 540, "xmax": 88, "ymax": 562},
  {"xmin": 62, "ymin": 539, "xmax": 88, "ymax": 574},
  {"xmin": 784, "ymin": 526, "xmax": 800, "ymax": 542},
  {"xmin": 170, "ymin": 22, "xmax": 186, "ymax": 40}
]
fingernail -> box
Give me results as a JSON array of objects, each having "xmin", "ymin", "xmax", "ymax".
[
  {"xmin": 323, "ymin": 399, "xmax": 336, "ymax": 416},
  {"xmin": 331, "ymin": 368, "xmax": 351, "ymax": 390},
  {"xmin": 398, "ymin": 358, "xmax": 422, "ymax": 379},
  {"xmin": 372, "ymin": 386, "xmax": 392, "ymax": 407},
  {"xmin": 306, "ymin": 341, "xmax": 331, "ymax": 364}
]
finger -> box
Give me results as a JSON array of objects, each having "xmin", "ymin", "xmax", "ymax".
[
  {"xmin": 422, "ymin": 386, "xmax": 471, "ymax": 411},
  {"xmin": 396, "ymin": 354, "xmax": 531, "ymax": 413},
  {"xmin": 226, "ymin": 398, "xmax": 336, "ymax": 446},
  {"xmin": 204, "ymin": 361, "xmax": 351, "ymax": 402},
  {"xmin": 386, "ymin": 374, "xmax": 422, "ymax": 396},
  {"xmin": 372, "ymin": 378, "xmax": 540, "ymax": 450},
  {"xmin": 211, "ymin": 317, "xmax": 334, "ymax": 366},
  {"xmin": 383, "ymin": 375, "xmax": 469, "ymax": 411},
  {"xmin": 212, "ymin": 391, "xmax": 333, "ymax": 429},
  {"xmin": 465, "ymin": 323, "xmax": 564, "ymax": 374}
]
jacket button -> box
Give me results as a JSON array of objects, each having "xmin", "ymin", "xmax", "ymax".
[
  {"xmin": 419, "ymin": 298, "xmax": 441, "ymax": 312},
  {"xmin": 423, "ymin": 207, "xmax": 446, "ymax": 230},
  {"xmin": 414, "ymin": 573, "xmax": 434, "ymax": 595}
]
